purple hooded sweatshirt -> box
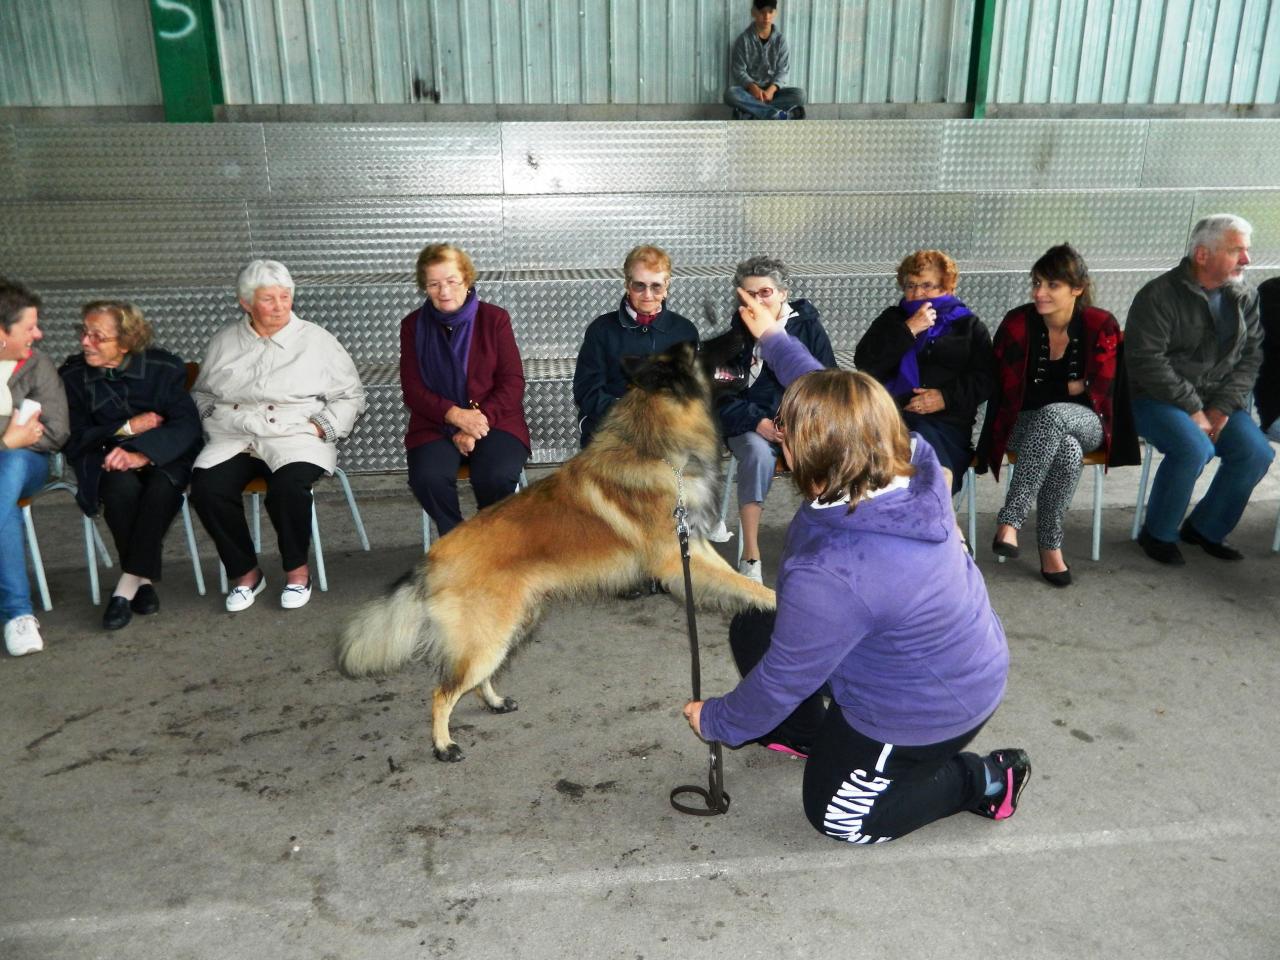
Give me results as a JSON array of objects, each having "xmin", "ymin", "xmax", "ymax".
[{"xmin": 699, "ymin": 331, "xmax": 1008, "ymax": 747}]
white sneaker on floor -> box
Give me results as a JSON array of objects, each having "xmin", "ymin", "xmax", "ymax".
[
  {"xmin": 225, "ymin": 573, "xmax": 266, "ymax": 613},
  {"xmin": 280, "ymin": 578, "xmax": 312, "ymax": 610},
  {"xmin": 738, "ymin": 559, "xmax": 763, "ymax": 584},
  {"xmin": 5, "ymin": 615, "xmax": 44, "ymax": 656}
]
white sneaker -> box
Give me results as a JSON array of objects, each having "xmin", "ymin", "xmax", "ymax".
[
  {"xmin": 738, "ymin": 559, "xmax": 764, "ymax": 584},
  {"xmin": 706, "ymin": 520, "xmax": 734, "ymax": 543},
  {"xmin": 5, "ymin": 615, "xmax": 44, "ymax": 656},
  {"xmin": 226, "ymin": 573, "xmax": 266, "ymax": 613},
  {"xmin": 280, "ymin": 578, "xmax": 312, "ymax": 610}
]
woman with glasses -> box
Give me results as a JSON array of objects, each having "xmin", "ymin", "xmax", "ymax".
[
  {"xmin": 854, "ymin": 250, "xmax": 994, "ymax": 495},
  {"xmin": 59, "ymin": 301, "xmax": 203, "ymax": 630},
  {"xmin": 718, "ymin": 255, "xmax": 834, "ymax": 584},
  {"xmin": 682, "ymin": 288, "xmax": 1028, "ymax": 843},
  {"xmin": 573, "ymin": 245, "xmax": 699, "ymax": 448},
  {"xmin": 0, "ymin": 278, "xmax": 69, "ymax": 657},
  {"xmin": 402, "ymin": 243, "xmax": 529, "ymax": 538},
  {"xmin": 189, "ymin": 260, "xmax": 366, "ymax": 613}
]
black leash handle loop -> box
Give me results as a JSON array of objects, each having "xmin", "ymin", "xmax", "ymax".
[{"xmin": 670, "ymin": 510, "xmax": 730, "ymax": 816}]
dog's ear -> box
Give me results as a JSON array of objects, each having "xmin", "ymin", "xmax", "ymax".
[
  {"xmin": 620, "ymin": 353, "xmax": 649, "ymax": 384},
  {"xmin": 669, "ymin": 340, "xmax": 698, "ymax": 366}
]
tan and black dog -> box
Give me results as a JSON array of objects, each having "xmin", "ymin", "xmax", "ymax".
[{"xmin": 338, "ymin": 333, "xmax": 776, "ymax": 761}]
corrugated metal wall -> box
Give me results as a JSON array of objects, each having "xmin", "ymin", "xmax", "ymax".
[
  {"xmin": 209, "ymin": 0, "xmax": 975, "ymax": 105},
  {"xmin": 987, "ymin": 0, "xmax": 1280, "ymax": 104},
  {"xmin": 0, "ymin": 0, "xmax": 160, "ymax": 107},
  {"xmin": 2, "ymin": 0, "xmax": 1279, "ymax": 109}
]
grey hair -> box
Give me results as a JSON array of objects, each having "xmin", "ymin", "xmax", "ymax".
[
  {"xmin": 1187, "ymin": 214, "xmax": 1253, "ymax": 256},
  {"xmin": 237, "ymin": 259, "xmax": 295, "ymax": 303},
  {"xmin": 733, "ymin": 255, "xmax": 790, "ymax": 293}
]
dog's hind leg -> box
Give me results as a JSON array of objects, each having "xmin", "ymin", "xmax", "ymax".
[
  {"xmin": 475, "ymin": 679, "xmax": 518, "ymax": 713},
  {"xmin": 431, "ymin": 643, "xmax": 519, "ymax": 762}
]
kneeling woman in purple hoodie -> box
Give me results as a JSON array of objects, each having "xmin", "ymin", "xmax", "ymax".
[{"xmin": 682, "ymin": 291, "xmax": 1030, "ymax": 843}]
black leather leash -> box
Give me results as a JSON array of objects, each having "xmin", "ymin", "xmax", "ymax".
[{"xmin": 665, "ymin": 461, "xmax": 730, "ymax": 817}]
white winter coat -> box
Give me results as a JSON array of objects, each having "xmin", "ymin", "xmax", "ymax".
[{"xmin": 191, "ymin": 314, "xmax": 366, "ymax": 474}]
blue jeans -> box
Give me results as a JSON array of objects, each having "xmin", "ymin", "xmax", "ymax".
[
  {"xmin": 724, "ymin": 85, "xmax": 806, "ymax": 119},
  {"xmin": 1131, "ymin": 397, "xmax": 1274, "ymax": 543},
  {"xmin": 0, "ymin": 449, "xmax": 50, "ymax": 622}
]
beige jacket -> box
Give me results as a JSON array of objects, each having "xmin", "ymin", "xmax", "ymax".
[{"xmin": 191, "ymin": 314, "xmax": 365, "ymax": 474}]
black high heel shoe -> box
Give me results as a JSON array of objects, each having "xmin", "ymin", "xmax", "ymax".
[
  {"xmin": 1040, "ymin": 565, "xmax": 1072, "ymax": 588},
  {"xmin": 991, "ymin": 535, "xmax": 1020, "ymax": 560}
]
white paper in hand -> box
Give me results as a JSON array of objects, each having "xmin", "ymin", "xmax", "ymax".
[{"xmin": 14, "ymin": 398, "xmax": 41, "ymax": 425}]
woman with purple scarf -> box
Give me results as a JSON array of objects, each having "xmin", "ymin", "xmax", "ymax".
[
  {"xmin": 854, "ymin": 250, "xmax": 994, "ymax": 494},
  {"xmin": 400, "ymin": 243, "xmax": 530, "ymax": 537}
]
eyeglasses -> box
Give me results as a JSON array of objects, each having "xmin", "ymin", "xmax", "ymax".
[
  {"xmin": 902, "ymin": 281, "xmax": 942, "ymax": 294},
  {"xmin": 426, "ymin": 277, "xmax": 466, "ymax": 292},
  {"xmin": 743, "ymin": 287, "xmax": 777, "ymax": 301},
  {"xmin": 627, "ymin": 281, "xmax": 667, "ymax": 296},
  {"xmin": 77, "ymin": 326, "xmax": 118, "ymax": 345}
]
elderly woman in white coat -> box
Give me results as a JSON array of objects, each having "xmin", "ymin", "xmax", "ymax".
[{"xmin": 189, "ymin": 260, "xmax": 365, "ymax": 612}]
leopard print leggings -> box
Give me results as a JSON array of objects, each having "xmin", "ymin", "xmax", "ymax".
[{"xmin": 996, "ymin": 402, "xmax": 1103, "ymax": 550}]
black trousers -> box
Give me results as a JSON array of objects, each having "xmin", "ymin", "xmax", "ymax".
[
  {"xmin": 97, "ymin": 467, "xmax": 185, "ymax": 581},
  {"xmin": 407, "ymin": 429, "xmax": 528, "ymax": 537},
  {"xmin": 729, "ymin": 609, "xmax": 989, "ymax": 843},
  {"xmin": 189, "ymin": 454, "xmax": 324, "ymax": 579}
]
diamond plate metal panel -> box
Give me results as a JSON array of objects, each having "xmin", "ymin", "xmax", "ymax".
[
  {"xmin": 952, "ymin": 272, "xmax": 1037, "ymax": 335},
  {"xmin": 265, "ymin": 124, "xmax": 503, "ymax": 197},
  {"xmin": 1191, "ymin": 191, "xmax": 1280, "ymax": 266},
  {"xmin": 969, "ymin": 191, "xmax": 1196, "ymax": 264},
  {"xmin": 525, "ymin": 378, "xmax": 580, "ymax": 464},
  {"xmin": 7, "ymin": 202, "xmax": 252, "ymax": 284},
  {"xmin": 1143, "ymin": 122, "xmax": 1280, "ymax": 189},
  {"xmin": 1090, "ymin": 268, "xmax": 1172, "ymax": 329},
  {"xmin": 785, "ymin": 272, "xmax": 902, "ymax": 351},
  {"xmin": 726, "ymin": 121, "xmax": 943, "ymax": 194},
  {"xmin": 744, "ymin": 193, "xmax": 976, "ymax": 265},
  {"xmin": 290, "ymin": 282, "xmax": 419, "ymax": 365},
  {"xmin": 343, "ymin": 385, "xmax": 409, "ymax": 474},
  {"xmin": 15, "ymin": 125, "xmax": 270, "ymax": 201},
  {"xmin": 501, "ymin": 194, "xmax": 744, "ymax": 269},
  {"xmin": 248, "ymin": 198, "xmax": 504, "ymax": 274},
  {"xmin": 502, "ymin": 122, "xmax": 729, "ymax": 194},
  {"xmin": 0, "ymin": 125, "xmax": 16, "ymax": 196},
  {"xmin": 941, "ymin": 120, "xmax": 1147, "ymax": 191},
  {"xmin": 34, "ymin": 284, "xmax": 233, "ymax": 367}
]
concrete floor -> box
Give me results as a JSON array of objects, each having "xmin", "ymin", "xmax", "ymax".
[{"xmin": 3, "ymin": 464, "xmax": 1279, "ymax": 960}]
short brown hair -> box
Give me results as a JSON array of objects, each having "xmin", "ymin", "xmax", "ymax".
[
  {"xmin": 895, "ymin": 250, "xmax": 959, "ymax": 294},
  {"xmin": 623, "ymin": 244, "xmax": 672, "ymax": 283},
  {"xmin": 416, "ymin": 243, "xmax": 477, "ymax": 292},
  {"xmin": 81, "ymin": 300, "xmax": 153, "ymax": 353},
  {"xmin": 777, "ymin": 369, "xmax": 915, "ymax": 507}
]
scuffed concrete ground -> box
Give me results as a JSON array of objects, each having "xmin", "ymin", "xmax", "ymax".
[{"xmin": 3, "ymin": 466, "xmax": 1279, "ymax": 959}]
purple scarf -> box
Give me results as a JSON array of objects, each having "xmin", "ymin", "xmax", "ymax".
[
  {"xmin": 416, "ymin": 288, "xmax": 479, "ymax": 410},
  {"xmin": 883, "ymin": 294, "xmax": 974, "ymax": 399}
]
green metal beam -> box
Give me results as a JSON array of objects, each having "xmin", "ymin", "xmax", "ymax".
[
  {"xmin": 150, "ymin": 0, "xmax": 224, "ymax": 122},
  {"xmin": 966, "ymin": 0, "xmax": 998, "ymax": 120}
]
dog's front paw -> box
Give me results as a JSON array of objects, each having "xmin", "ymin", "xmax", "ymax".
[
  {"xmin": 488, "ymin": 697, "xmax": 519, "ymax": 714},
  {"xmin": 434, "ymin": 743, "xmax": 465, "ymax": 762}
]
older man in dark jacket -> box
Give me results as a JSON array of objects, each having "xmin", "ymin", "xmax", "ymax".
[{"xmin": 1127, "ymin": 214, "xmax": 1274, "ymax": 564}]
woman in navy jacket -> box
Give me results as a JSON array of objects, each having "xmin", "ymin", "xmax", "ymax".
[
  {"xmin": 60, "ymin": 301, "xmax": 203, "ymax": 630},
  {"xmin": 717, "ymin": 255, "xmax": 834, "ymax": 583}
]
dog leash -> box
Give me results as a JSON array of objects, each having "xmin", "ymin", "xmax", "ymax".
[{"xmin": 664, "ymin": 460, "xmax": 731, "ymax": 817}]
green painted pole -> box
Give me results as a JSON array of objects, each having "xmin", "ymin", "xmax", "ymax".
[
  {"xmin": 966, "ymin": 0, "xmax": 997, "ymax": 120},
  {"xmin": 150, "ymin": 0, "xmax": 224, "ymax": 122}
]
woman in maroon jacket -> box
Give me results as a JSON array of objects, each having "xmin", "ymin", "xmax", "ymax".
[
  {"xmin": 978, "ymin": 244, "xmax": 1138, "ymax": 587},
  {"xmin": 401, "ymin": 243, "xmax": 530, "ymax": 537}
]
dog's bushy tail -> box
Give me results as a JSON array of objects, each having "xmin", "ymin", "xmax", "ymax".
[{"xmin": 337, "ymin": 571, "xmax": 435, "ymax": 678}]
